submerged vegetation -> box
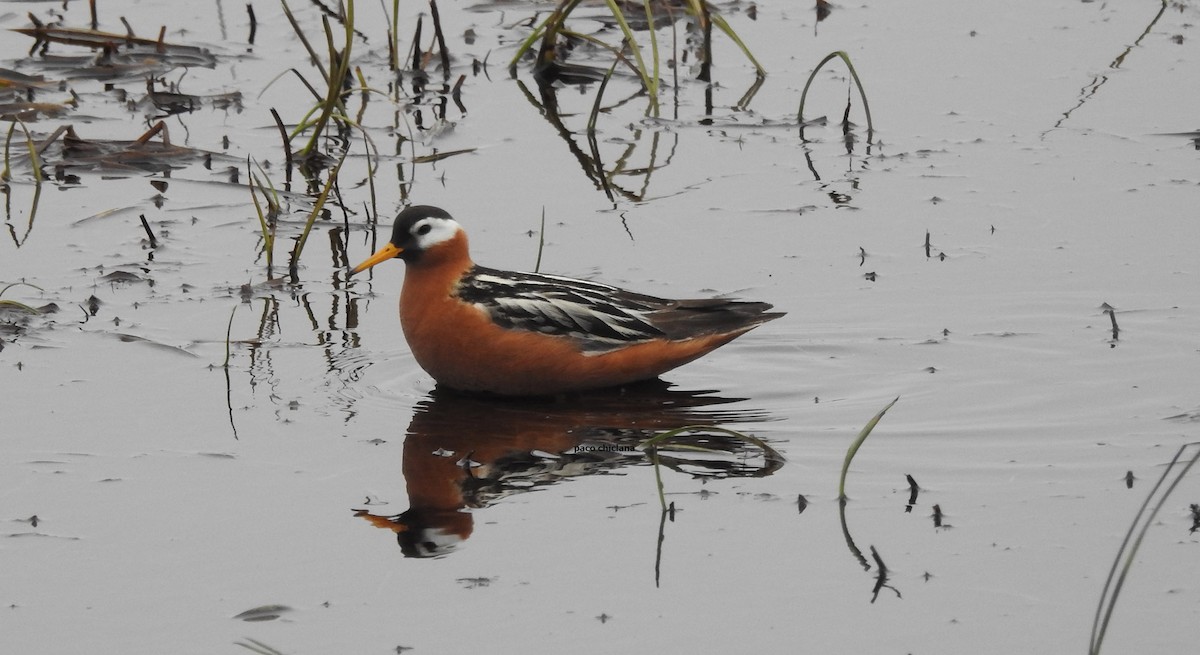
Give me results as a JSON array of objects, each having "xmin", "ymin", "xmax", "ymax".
[
  {"xmin": 3, "ymin": 0, "xmax": 877, "ymax": 282},
  {"xmin": 508, "ymin": 0, "xmax": 764, "ymax": 116}
]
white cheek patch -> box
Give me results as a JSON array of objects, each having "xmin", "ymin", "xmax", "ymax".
[{"xmin": 414, "ymin": 218, "xmax": 462, "ymax": 249}]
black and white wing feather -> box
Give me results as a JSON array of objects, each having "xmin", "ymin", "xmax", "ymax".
[{"xmin": 456, "ymin": 266, "xmax": 781, "ymax": 354}]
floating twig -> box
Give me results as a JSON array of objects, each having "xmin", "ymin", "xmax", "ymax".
[
  {"xmin": 247, "ymin": 4, "xmax": 258, "ymax": 44},
  {"xmin": 1102, "ymin": 302, "xmax": 1119, "ymax": 341},
  {"xmin": 905, "ymin": 474, "xmax": 919, "ymax": 512},
  {"xmin": 138, "ymin": 214, "xmax": 158, "ymax": 248}
]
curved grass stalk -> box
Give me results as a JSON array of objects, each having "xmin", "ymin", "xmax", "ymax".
[
  {"xmin": 708, "ymin": 12, "xmax": 764, "ymax": 77},
  {"xmin": 3, "ymin": 119, "xmax": 44, "ymax": 246},
  {"xmin": 288, "ymin": 154, "xmax": 345, "ymax": 282},
  {"xmin": 223, "ymin": 304, "xmax": 238, "ymax": 369},
  {"xmin": 1089, "ymin": 442, "xmax": 1200, "ymax": 655},
  {"xmin": 507, "ymin": 0, "xmax": 586, "ymax": 72},
  {"xmin": 0, "ymin": 281, "xmax": 44, "ymax": 314},
  {"xmin": 285, "ymin": 0, "xmax": 355, "ymax": 161},
  {"xmin": 247, "ymin": 157, "xmax": 278, "ymax": 275},
  {"xmin": 601, "ymin": 0, "xmax": 658, "ymax": 114},
  {"xmin": 798, "ymin": 50, "xmax": 874, "ymax": 136},
  {"xmin": 640, "ymin": 425, "xmax": 785, "ymax": 510},
  {"xmin": 838, "ymin": 396, "xmax": 899, "ymax": 501},
  {"xmin": 2, "ymin": 119, "xmax": 43, "ymax": 182}
]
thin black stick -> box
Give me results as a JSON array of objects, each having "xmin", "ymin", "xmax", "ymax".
[
  {"xmin": 138, "ymin": 214, "xmax": 158, "ymax": 248},
  {"xmin": 905, "ymin": 474, "xmax": 919, "ymax": 511},
  {"xmin": 1105, "ymin": 304, "xmax": 1120, "ymax": 340},
  {"xmin": 247, "ymin": 3, "xmax": 258, "ymax": 44}
]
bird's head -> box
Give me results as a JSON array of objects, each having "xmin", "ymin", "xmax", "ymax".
[{"xmin": 349, "ymin": 205, "xmax": 465, "ymax": 274}]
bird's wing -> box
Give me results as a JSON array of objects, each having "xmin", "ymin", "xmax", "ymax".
[{"xmin": 456, "ymin": 266, "xmax": 668, "ymax": 353}]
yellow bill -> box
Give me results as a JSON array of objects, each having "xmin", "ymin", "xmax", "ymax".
[{"xmin": 349, "ymin": 242, "xmax": 403, "ymax": 276}]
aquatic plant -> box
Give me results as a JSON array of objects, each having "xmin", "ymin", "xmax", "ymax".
[
  {"xmin": 798, "ymin": 50, "xmax": 874, "ymax": 139},
  {"xmin": 279, "ymin": 0, "xmax": 357, "ymax": 170},
  {"xmin": 289, "ymin": 155, "xmax": 344, "ymax": 283},
  {"xmin": 1089, "ymin": 441, "xmax": 1200, "ymax": 655},
  {"xmin": 0, "ymin": 282, "xmax": 43, "ymax": 314},
  {"xmin": 270, "ymin": 0, "xmax": 387, "ymax": 280},
  {"xmin": 246, "ymin": 157, "xmax": 281, "ymax": 277},
  {"xmin": 2, "ymin": 118, "xmax": 43, "ymax": 246},
  {"xmin": 838, "ymin": 396, "xmax": 899, "ymax": 501},
  {"xmin": 508, "ymin": 0, "xmax": 764, "ymax": 116}
]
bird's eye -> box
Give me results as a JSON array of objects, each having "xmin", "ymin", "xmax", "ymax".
[{"xmin": 416, "ymin": 223, "xmax": 432, "ymax": 236}]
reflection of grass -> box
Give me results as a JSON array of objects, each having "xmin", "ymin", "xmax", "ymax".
[
  {"xmin": 1089, "ymin": 442, "xmax": 1200, "ymax": 655},
  {"xmin": 510, "ymin": 0, "xmax": 764, "ymax": 115},
  {"xmin": 798, "ymin": 51, "xmax": 874, "ymax": 137},
  {"xmin": 641, "ymin": 425, "xmax": 784, "ymax": 510},
  {"xmin": 838, "ymin": 396, "xmax": 898, "ymax": 501},
  {"xmin": 2, "ymin": 119, "xmax": 44, "ymax": 246},
  {"xmin": 234, "ymin": 638, "xmax": 285, "ymax": 655}
]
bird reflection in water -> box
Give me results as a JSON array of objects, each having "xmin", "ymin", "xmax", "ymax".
[{"xmin": 354, "ymin": 380, "xmax": 782, "ymax": 557}]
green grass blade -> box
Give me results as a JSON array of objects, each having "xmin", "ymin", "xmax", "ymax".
[
  {"xmin": 246, "ymin": 158, "xmax": 276, "ymax": 274},
  {"xmin": 600, "ymin": 0, "xmax": 658, "ymax": 114},
  {"xmin": 641, "ymin": 0, "xmax": 660, "ymax": 97},
  {"xmin": 838, "ymin": 396, "xmax": 899, "ymax": 501},
  {"xmin": 289, "ymin": 154, "xmax": 344, "ymax": 280},
  {"xmin": 0, "ymin": 282, "xmax": 46, "ymax": 314},
  {"xmin": 708, "ymin": 12, "xmax": 765, "ymax": 77}
]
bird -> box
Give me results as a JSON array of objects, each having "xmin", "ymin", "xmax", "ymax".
[{"xmin": 349, "ymin": 205, "xmax": 784, "ymax": 396}]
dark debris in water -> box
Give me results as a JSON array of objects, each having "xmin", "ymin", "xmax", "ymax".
[
  {"xmin": 36, "ymin": 122, "xmax": 228, "ymax": 175},
  {"xmin": 0, "ymin": 67, "xmax": 59, "ymax": 91},
  {"xmin": 106, "ymin": 331, "xmax": 199, "ymax": 358},
  {"xmin": 14, "ymin": 16, "xmax": 217, "ymax": 78},
  {"xmin": 97, "ymin": 271, "xmax": 142, "ymax": 284},
  {"xmin": 455, "ymin": 576, "xmax": 494, "ymax": 589},
  {"xmin": 232, "ymin": 604, "xmax": 292, "ymax": 622}
]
